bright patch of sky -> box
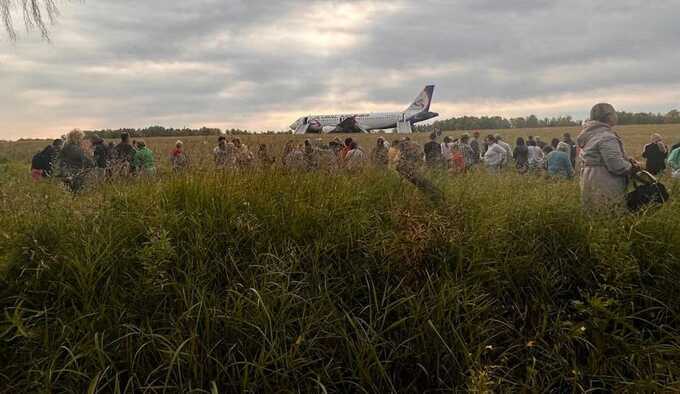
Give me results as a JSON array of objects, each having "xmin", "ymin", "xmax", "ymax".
[{"xmin": 1, "ymin": 0, "xmax": 679, "ymax": 139}]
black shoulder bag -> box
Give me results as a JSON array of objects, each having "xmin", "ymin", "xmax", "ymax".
[{"xmin": 626, "ymin": 170, "xmax": 670, "ymax": 212}]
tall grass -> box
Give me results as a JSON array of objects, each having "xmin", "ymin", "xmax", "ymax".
[{"xmin": 1, "ymin": 162, "xmax": 680, "ymax": 392}]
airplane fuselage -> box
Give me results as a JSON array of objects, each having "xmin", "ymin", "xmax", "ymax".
[{"xmin": 311, "ymin": 112, "xmax": 400, "ymax": 132}]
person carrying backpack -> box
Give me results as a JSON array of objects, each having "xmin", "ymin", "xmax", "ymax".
[{"xmin": 31, "ymin": 139, "xmax": 63, "ymax": 180}]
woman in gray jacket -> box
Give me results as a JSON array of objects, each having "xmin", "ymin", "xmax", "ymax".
[{"xmin": 577, "ymin": 103, "xmax": 640, "ymax": 212}]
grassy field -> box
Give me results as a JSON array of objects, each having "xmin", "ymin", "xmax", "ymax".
[{"xmin": 1, "ymin": 125, "xmax": 680, "ymax": 392}]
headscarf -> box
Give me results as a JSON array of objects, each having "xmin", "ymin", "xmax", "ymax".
[
  {"xmin": 66, "ymin": 129, "xmax": 84, "ymax": 145},
  {"xmin": 590, "ymin": 103, "xmax": 617, "ymax": 124},
  {"xmin": 557, "ymin": 142, "xmax": 570, "ymax": 153}
]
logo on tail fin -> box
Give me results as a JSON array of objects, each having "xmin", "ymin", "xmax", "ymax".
[{"xmin": 406, "ymin": 85, "xmax": 435, "ymax": 114}]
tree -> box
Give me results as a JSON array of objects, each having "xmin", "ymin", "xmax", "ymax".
[
  {"xmin": 526, "ymin": 115, "xmax": 539, "ymax": 128},
  {"xmin": 1, "ymin": 0, "xmax": 60, "ymax": 40},
  {"xmin": 665, "ymin": 110, "xmax": 680, "ymax": 124},
  {"xmin": 510, "ymin": 117, "xmax": 526, "ymax": 128}
]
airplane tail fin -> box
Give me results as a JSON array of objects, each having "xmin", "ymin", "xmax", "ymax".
[{"xmin": 405, "ymin": 85, "xmax": 435, "ymax": 114}]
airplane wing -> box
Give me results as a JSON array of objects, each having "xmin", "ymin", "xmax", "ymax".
[
  {"xmin": 333, "ymin": 116, "xmax": 369, "ymax": 133},
  {"xmin": 294, "ymin": 123, "xmax": 310, "ymax": 134}
]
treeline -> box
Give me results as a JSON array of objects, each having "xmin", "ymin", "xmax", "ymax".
[
  {"xmin": 415, "ymin": 115, "xmax": 579, "ymax": 133},
  {"xmin": 416, "ymin": 109, "xmax": 680, "ymax": 132},
  {"xmin": 81, "ymin": 126, "xmax": 254, "ymax": 140},
  {"xmin": 618, "ymin": 109, "xmax": 680, "ymax": 125}
]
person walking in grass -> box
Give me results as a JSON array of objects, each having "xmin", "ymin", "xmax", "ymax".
[
  {"xmin": 170, "ymin": 140, "xmax": 188, "ymax": 172},
  {"xmin": 440, "ymin": 136, "xmax": 454, "ymax": 167},
  {"xmin": 388, "ymin": 138, "xmax": 401, "ymax": 169},
  {"xmin": 458, "ymin": 134, "xmax": 476, "ymax": 170},
  {"xmin": 470, "ymin": 131, "xmax": 482, "ymax": 164},
  {"xmin": 317, "ymin": 144, "xmax": 340, "ymax": 171},
  {"xmin": 424, "ymin": 132, "xmax": 443, "ymax": 168},
  {"xmin": 256, "ymin": 144, "xmax": 275, "ymax": 168},
  {"xmin": 113, "ymin": 132, "xmax": 136, "ymax": 176},
  {"xmin": 642, "ymin": 133, "xmax": 668, "ymax": 176},
  {"xmin": 550, "ymin": 138, "xmax": 560, "ymax": 150},
  {"xmin": 58, "ymin": 130, "xmax": 93, "ymax": 192},
  {"xmin": 283, "ymin": 142, "xmax": 306, "ymax": 170},
  {"xmin": 133, "ymin": 140, "xmax": 156, "ymax": 176},
  {"xmin": 91, "ymin": 135, "xmax": 111, "ymax": 179},
  {"xmin": 450, "ymin": 141, "xmax": 466, "ymax": 173},
  {"xmin": 483, "ymin": 134, "xmax": 507, "ymax": 173},
  {"xmin": 667, "ymin": 145, "xmax": 680, "ymax": 179},
  {"xmin": 340, "ymin": 138, "xmax": 353, "ymax": 161},
  {"xmin": 31, "ymin": 139, "xmax": 63, "ymax": 180},
  {"xmin": 327, "ymin": 139, "xmax": 343, "ymax": 162},
  {"xmin": 214, "ymin": 136, "xmax": 227, "ymax": 167},
  {"xmin": 541, "ymin": 145, "xmax": 555, "ymax": 171},
  {"xmin": 513, "ymin": 137, "xmax": 529, "ymax": 173},
  {"xmin": 577, "ymin": 103, "xmax": 641, "ymax": 212},
  {"xmin": 562, "ymin": 132, "xmax": 577, "ymax": 167},
  {"xmin": 495, "ymin": 135, "xmax": 513, "ymax": 166},
  {"xmin": 371, "ymin": 137, "xmax": 389, "ymax": 168},
  {"xmin": 303, "ymin": 139, "xmax": 320, "ymax": 170},
  {"xmin": 536, "ymin": 137, "xmax": 547, "ymax": 149},
  {"xmin": 345, "ymin": 141, "xmax": 367, "ymax": 171},
  {"xmin": 671, "ymin": 140, "xmax": 680, "ymax": 156},
  {"xmin": 527, "ymin": 139, "xmax": 544, "ymax": 171},
  {"xmin": 232, "ymin": 138, "xmax": 253, "ymax": 168},
  {"xmin": 546, "ymin": 142, "xmax": 574, "ymax": 179}
]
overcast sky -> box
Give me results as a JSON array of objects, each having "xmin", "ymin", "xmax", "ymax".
[{"xmin": 1, "ymin": 0, "xmax": 679, "ymax": 139}]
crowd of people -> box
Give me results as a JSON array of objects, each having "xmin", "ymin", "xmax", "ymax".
[
  {"xmin": 28, "ymin": 103, "xmax": 680, "ymax": 210},
  {"xmin": 31, "ymin": 130, "xmax": 160, "ymax": 192}
]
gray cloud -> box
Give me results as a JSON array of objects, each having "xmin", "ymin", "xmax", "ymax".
[{"xmin": 1, "ymin": 0, "xmax": 679, "ymax": 138}]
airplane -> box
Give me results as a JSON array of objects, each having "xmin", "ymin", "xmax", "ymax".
[{"xmin": 289, "ymin": 85, "xmax": 438, "ymax": 134}]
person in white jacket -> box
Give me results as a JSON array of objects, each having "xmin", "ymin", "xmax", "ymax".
[
  {"xmin": 527, "ymin": 140, "xmax": 544, "ymax": 170},
  {"xmin": 495, "ymin": 135, "xmax": 513, "ymax": 164},
  {"xmin": 483, "ymin": 135, "xmax": 507, "ymax": 173}
]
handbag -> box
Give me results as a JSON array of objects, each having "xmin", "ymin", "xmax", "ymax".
[{"xmin": 626, "ymin": 170, "xmax": 670, "ymax": 212}]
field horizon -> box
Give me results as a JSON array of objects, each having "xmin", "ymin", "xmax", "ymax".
[
  {"xmin": 3, "ymin": 123, "xmax": 680, "ymax": 164},
  {"xmin": 1, "ymin": 125, "xmax": 680, "ymax": 392}
]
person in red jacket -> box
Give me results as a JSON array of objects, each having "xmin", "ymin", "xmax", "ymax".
[
  {"xmin": 340, "ymin": 138, "xmax": 353, "ymax": 160},
  {"xmin": 170, "ymin": 140, "xmax": 188, "ymax": 172}
]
